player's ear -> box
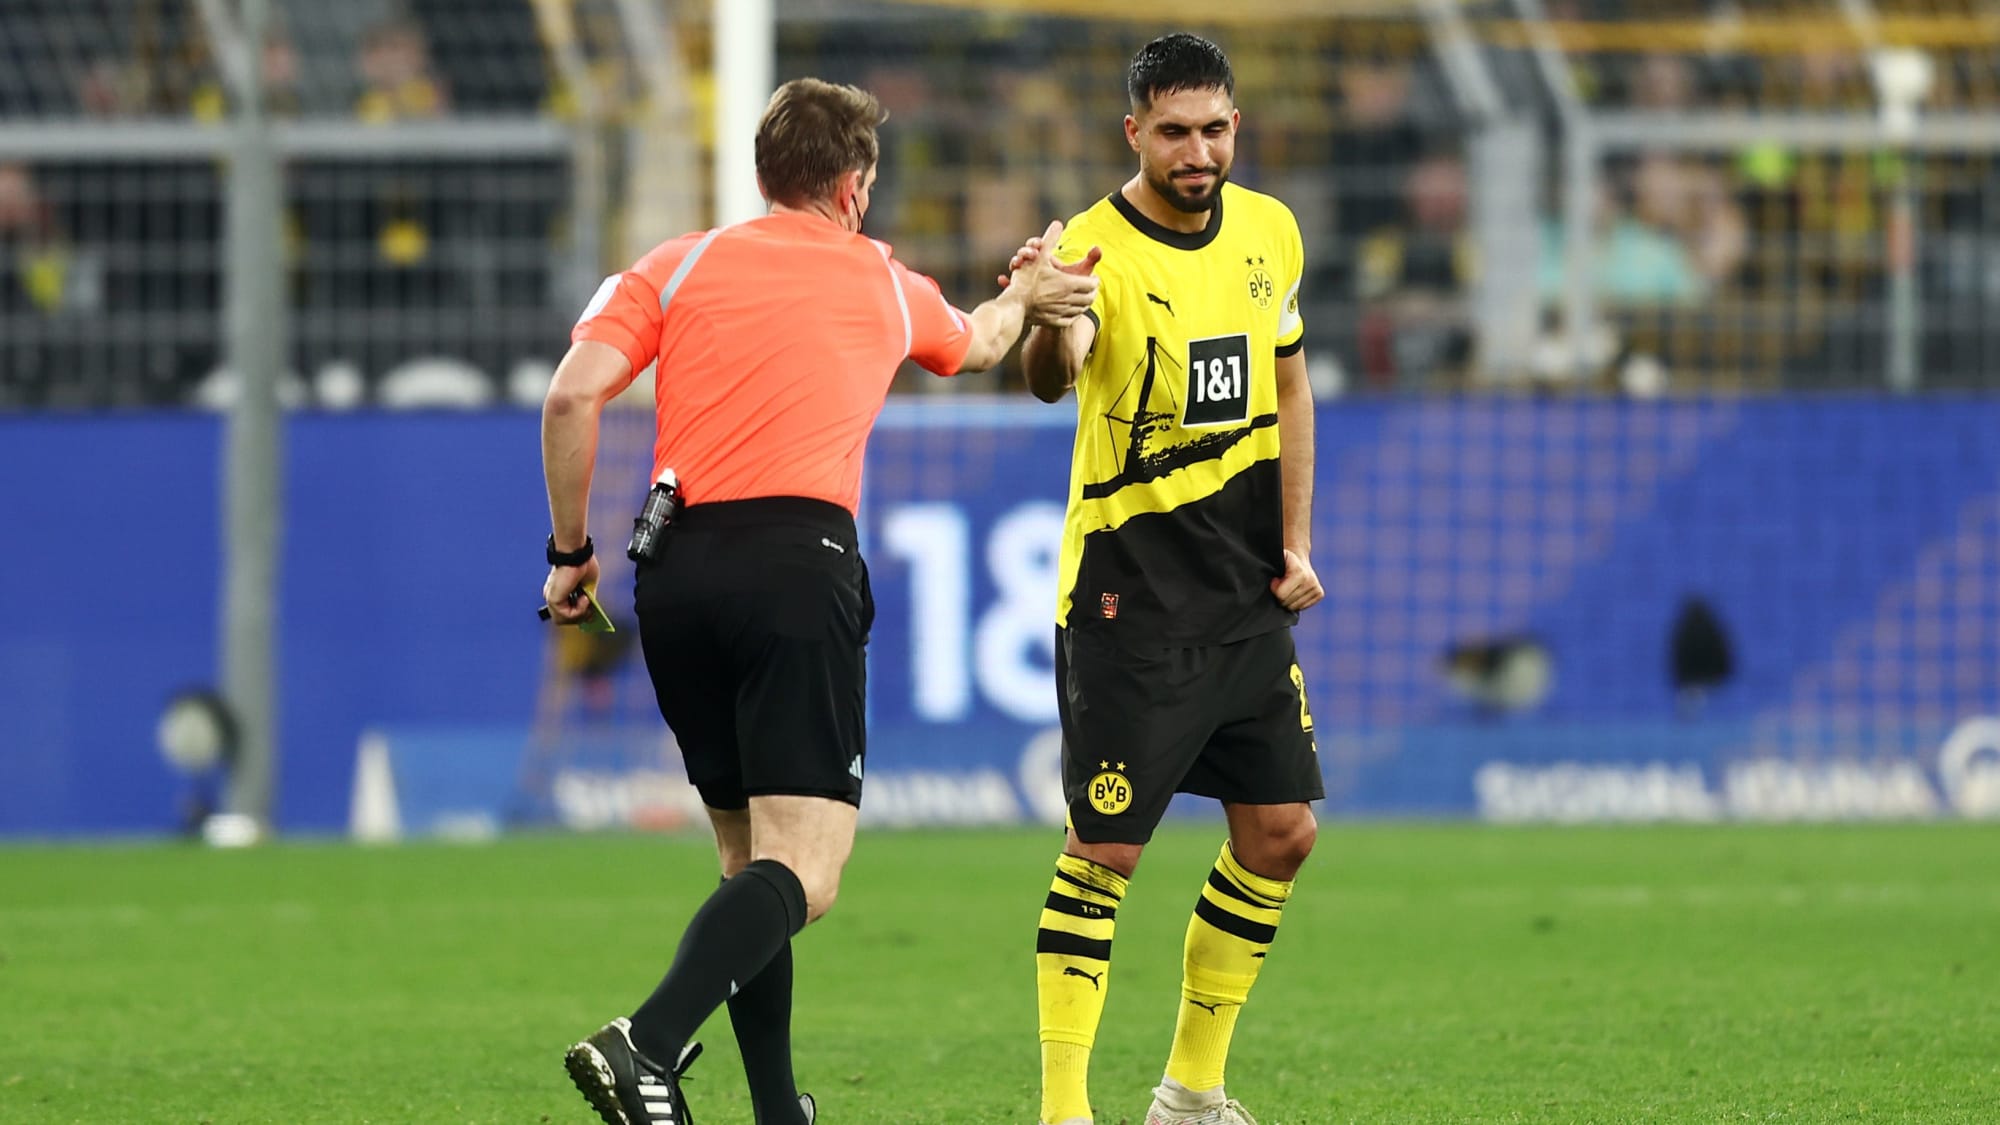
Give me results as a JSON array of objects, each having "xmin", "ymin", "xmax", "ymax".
[{"xmin": 1124, "ymin": 114, "xmax": 1140, "ymax": 153}]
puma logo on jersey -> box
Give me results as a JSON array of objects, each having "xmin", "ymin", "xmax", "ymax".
[
  {"xmin": 1063, "ymin": 966, "xmax": 1104, "ymax": 990},
  {"xmin": 1145, "ymin": 292, "xmax": 1175, "ymax": 316}
]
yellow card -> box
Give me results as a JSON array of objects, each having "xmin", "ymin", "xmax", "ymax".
[{"xmin": 538, "ymin": 584, "xmax": 616, "ymax": 633}]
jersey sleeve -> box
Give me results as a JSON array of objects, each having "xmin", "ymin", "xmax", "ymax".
[
  {"xmin": 894, "ymin": 259, "xmax": 975, "ymax": 376},
  {"xmin": 571, "ymin": 268, "xmax": 662, "ymax": 377},
  {"xmin": 1276, "ymin": 205, "xmax": 1306, "ymax": 357}
]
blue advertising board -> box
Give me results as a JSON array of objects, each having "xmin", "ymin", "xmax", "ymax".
[{"xmin": 3, "ymin": 398, "xmax": 1999, "ymax": 837}]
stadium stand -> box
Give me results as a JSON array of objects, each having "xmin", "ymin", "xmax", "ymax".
[{"xmin": 0, "ymin": 1, "xmax": 1997, "ymax": 406}]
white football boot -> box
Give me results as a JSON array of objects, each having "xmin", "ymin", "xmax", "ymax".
[{"xmin": 1143, "ymin": 1077, "xmax": 1260, "ymax": 1125}]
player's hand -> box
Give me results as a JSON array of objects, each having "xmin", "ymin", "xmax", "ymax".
[
  {"xmin": 542, "ymin": 556, "xmax": 601, "ymax": 625},
  {"xmin": 1010, "ymin": 220, "xmax": 1101, "ymax": 327},
  {"xmin": 1270, "ymin": 548, "xmax": 1323, "ymax": 612},
  {"xmin": 999, "ymin": 220, "xmax": 1102, "ymax": 282}
]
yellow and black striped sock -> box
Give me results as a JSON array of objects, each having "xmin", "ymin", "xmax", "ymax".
[
  {"xmin": 1164, "ymin": 842, "xmax": 1295, "ymax": 1094},
  {"xmin": 1036, "ymin": 853, "xmax": 1129, "ymax": 1124}
]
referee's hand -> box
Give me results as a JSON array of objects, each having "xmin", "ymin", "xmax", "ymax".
[
  {"xmin": 1271, "ymin": 548, "xmax": 1324, "ymax": 612},
  {"xmin": 543, "ymin": 557, "xmax": 602, "ymax": 625},
  {"xmin": 1007, "ymin": 225, "xmax": 1101, "ymax": 329}
]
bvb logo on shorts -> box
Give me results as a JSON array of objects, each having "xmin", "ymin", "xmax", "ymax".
[{"xmin": 1088, "ymin": 761, "xmax": 1134, "ymax": 815}]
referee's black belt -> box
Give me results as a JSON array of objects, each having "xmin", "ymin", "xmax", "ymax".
[{"xmin": 673, "ymin": 495, "xmax": 856, "ymax": 544}]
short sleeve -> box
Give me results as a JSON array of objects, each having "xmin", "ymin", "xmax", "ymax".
[
  {"xmin": 895, "ymin": 260, "xmax": 974, "ymax": 376},
  {"xmin": 1275, "ymin": 206, "xmax": 1306, "ymax": 357},
  {"xmin": 571, "ymin": 270, "xmax": 662, "ymax": 377}
]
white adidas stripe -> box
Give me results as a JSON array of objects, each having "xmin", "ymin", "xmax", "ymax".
[{"xmin": 636, "ymin": 1075, "xmax": 675, "ymax": 1121}]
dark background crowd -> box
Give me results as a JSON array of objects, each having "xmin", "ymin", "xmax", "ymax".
[{"xmin": 3, "ymin": 0, "xmax": 1998, "ymax": 406}]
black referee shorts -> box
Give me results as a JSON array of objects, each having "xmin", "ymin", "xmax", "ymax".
[
  {"xmin": 633, "ymin": 496, "xmax": 873, "ymax": 811},
  {"xmin": 1058, "ymin": 624, "xmax": 1324, "ymax": 845}
]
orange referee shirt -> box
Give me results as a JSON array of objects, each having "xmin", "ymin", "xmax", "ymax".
[{"xmin": 572, "ymin": 212, "xmax": 975, "ymax": 515}]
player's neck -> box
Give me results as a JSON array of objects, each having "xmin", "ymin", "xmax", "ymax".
[
  {"xmin": 1121, "ymin": 175, "xmax": 1212, "ymax": 234},
  {"xmin": 769, "ymin": 199, "xmax": 850, "ymax": 231}
]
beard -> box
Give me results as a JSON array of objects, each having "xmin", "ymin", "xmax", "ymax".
[{"xmin": 1148, "ymin": 164, "xmax": 1228, "ymax": 213}]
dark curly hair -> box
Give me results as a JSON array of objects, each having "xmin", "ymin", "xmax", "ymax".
[{"xmin": 1126, "ymin": 33, "xmax": 1235, "ymax": 109}]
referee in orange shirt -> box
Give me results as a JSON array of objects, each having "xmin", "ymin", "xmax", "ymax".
[{"xmin": 541, "ymin": 78, "xmax": 1100, "ymax": 1125}]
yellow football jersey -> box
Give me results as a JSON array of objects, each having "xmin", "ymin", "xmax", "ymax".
[{"xmin": 1051, "ymin": 182, "xmax": 1307, "ymax": 642}]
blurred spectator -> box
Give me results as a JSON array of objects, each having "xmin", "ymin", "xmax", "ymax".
[
  {"xmin": 354, "ymin": 20, "xmax": 448, "ymax": 123},
  {"xmin": 407, "ymin": 0, "xmax": 548, "ymax": 114},
  {"xmin": 262, "ymin": 32, "xmax": 304, "ymax": 117},
  {"xmin": 76, "ymin": 55, "xmax": 150, "ymax": 117},
  {"xmin": 1330, "ymin": 60, "xmax": 1423, "ymax": 267},
  {"xmin": 1783, "ymin": 48, "xmax": 1870, "ymax": 112},
  {"xmin": 297, "ymin": 21, "xmax": 452, "ymax": 334},
  {"xmin": 0, "ymin": 162, "xmax": 62, "ymax": 315},
  {"xmin": 1324, "ymin": 57, "xmax": 1431, "ymax": 387},
  {"xmin": 1373, "ymin": 151, "xmax": 1469, "ymax": 298},
  {"xmin": 298, "ymin": 0, "xmax": 558, "ymax": 391},
  {"xmin": 1355, "ymin": 149, "xmax": 1474, "ymax": 387},
  {"xmin": 859, "ymin": 61, "xmax": 960, "ymax": 285},
  {"xmin": 4, "ymin": 0, "xmax": 1995, "ymax": 404},
  {"xmin": 1541, "ymin": 178, "xmax": 1704, "ymax": 307},
  {"xmin": 1632, "ymin": 52, "xmax": 1696, "ymax": 112},
  {"xmin": 0, "ymin": 162, "xmax": 99, "ymax": 316},
  {"xmin": 1632, "ymin": 153, "xmax": 1747, "ymax": 287},
  {"xmin": 1735, "ymin": 46, "xmax": 1888, "ymax": 297},
  {"xmin": 0, "ymin": 0, "xmax": 143, "ymax": 116},
  {"xmin": 188, "ymin": 29, "xmax": 306, "ymax": 121},
  {"xmin": 967, "ymin": 69, "xmax": 1093, "ymax": 270}
]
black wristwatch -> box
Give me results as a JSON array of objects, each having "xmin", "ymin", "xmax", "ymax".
[{"xmin": 546, "ymin": 535, "xmax": 595, "ymax": 567}]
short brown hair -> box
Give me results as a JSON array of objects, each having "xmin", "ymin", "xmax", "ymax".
[{"xmin": 755, "ymin": 78, "xmax": 886, "ymax": 207}]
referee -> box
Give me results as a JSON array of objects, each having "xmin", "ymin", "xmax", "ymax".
[
  {"xmin": 541, "ymin": 78, "xmax": 1100, "ymax": 1125},
  {"xmin": 1014, "ymin": 35, "xmax": 1323, "ymax": 1125}
]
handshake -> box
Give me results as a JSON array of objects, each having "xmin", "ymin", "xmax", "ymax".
[{"xmin": 998, "ymin": 219, "xmax": 1105, "ymax": 329}]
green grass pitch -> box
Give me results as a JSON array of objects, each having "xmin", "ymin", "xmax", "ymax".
[{"xmin": 2, "ymin": 822, "xmax": 1996, "ymax": 1123}]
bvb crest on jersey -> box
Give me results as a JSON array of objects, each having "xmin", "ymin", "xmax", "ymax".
[{"xmin": 1246, "ymin": 253, "xmax": 1275, "ymax": 310}]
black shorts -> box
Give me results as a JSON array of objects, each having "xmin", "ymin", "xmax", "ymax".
[
  {"xmin": 1058, "ymin": 624, "xmax": 1324, "ymax": 844},
  {"xmin": 634, "ymin": 497, "xmax": 873, "ymax": 811}
]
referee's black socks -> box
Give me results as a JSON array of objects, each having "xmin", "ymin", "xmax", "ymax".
[
  {"xmin": 630, "ymin": 859, "xmax": 809, "ymax": 1079},
  {"xmin": 729, "ymin": 932, "xmax": 800, "ymax": 1122}
]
